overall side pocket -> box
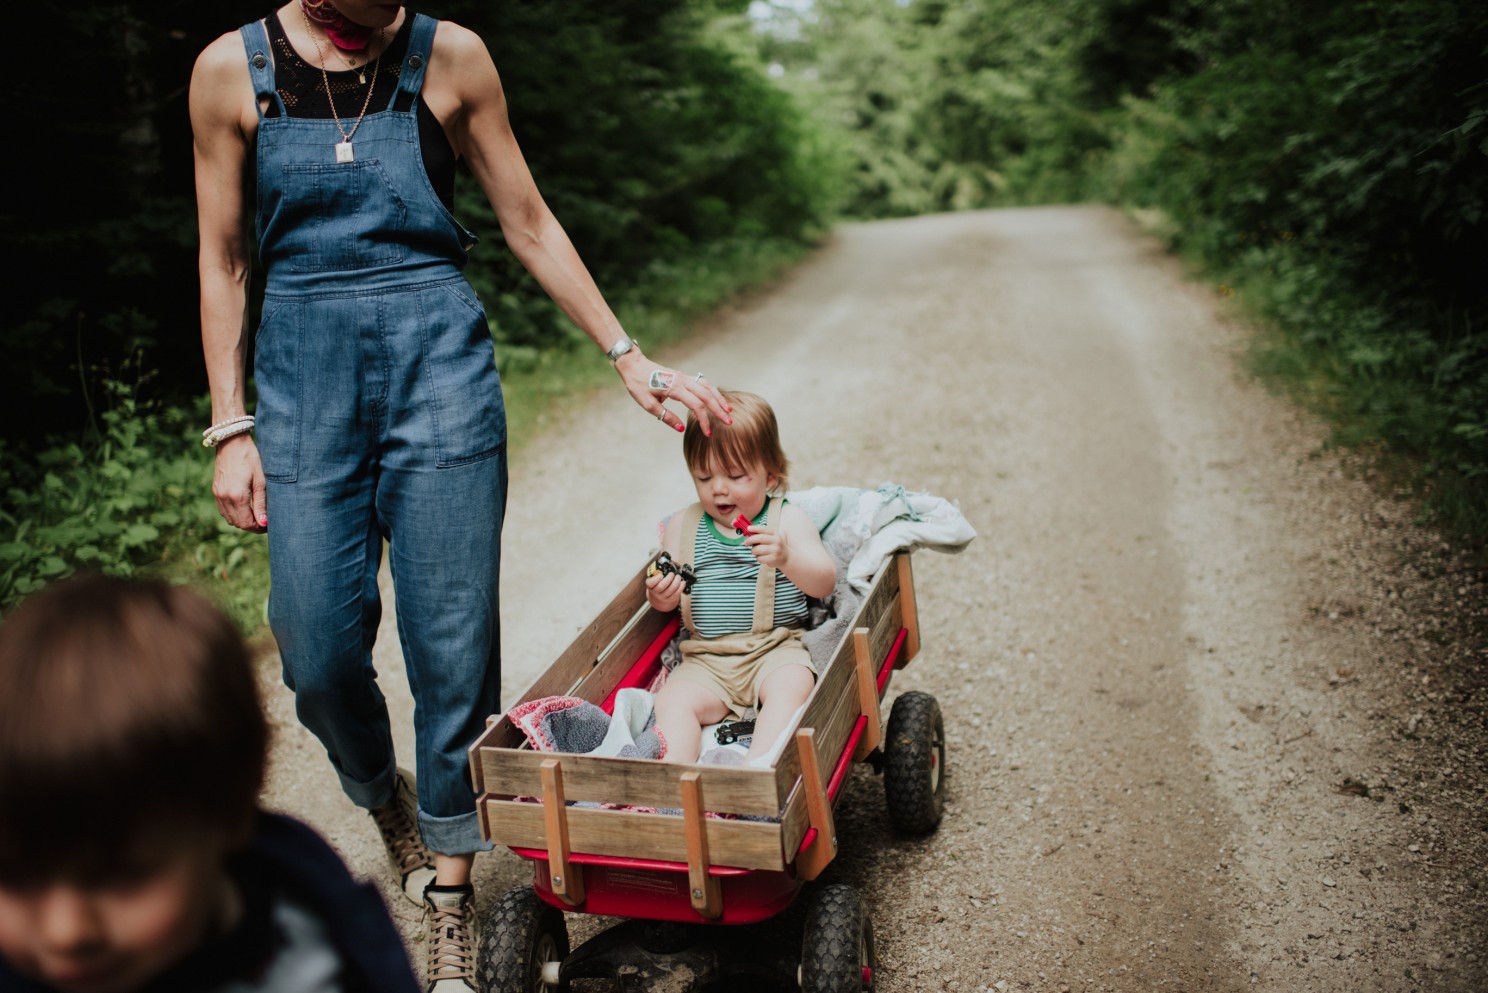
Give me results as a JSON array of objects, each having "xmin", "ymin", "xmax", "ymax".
[
  {"xmin": 252, "ymin": 299, "xmax": 302, "ymax": 482},
  {"xmin": 421, "ymin": 282, "xmax": 506, "ymax": 468}
]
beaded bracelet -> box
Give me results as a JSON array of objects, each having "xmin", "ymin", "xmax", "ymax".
[{"xmin": 202, "ymin": 416, "xmax": 256, "ymax": 448}]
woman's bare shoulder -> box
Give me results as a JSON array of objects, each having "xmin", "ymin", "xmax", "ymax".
[
  {"xmin": 189, "ymin": 29, "xmax": 256, "ymax": 132},
  {"xmin": 430, "ymin": 18, "xmax": 495, "ymax": 66},
  {"xmin": 192, "ymin": 28, "xmax": 251, "ymax": 80}
]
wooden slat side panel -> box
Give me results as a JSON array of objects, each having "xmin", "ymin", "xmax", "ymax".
[
  {"xmin": 769, "ymin": 563, "xmax": 902, "ymax": 802},
  {"xmin": 473, "ymin": 750, "xmax": 781, "ymax": 816},
  {"xmin": 481, "ymin": 798, "xmax": 787, "ymax": 871},
  {"xmin": 813, "ymin": 668, "xmax": 870, "ymax": 785},
  {"xmin": 570, "ymin": 608, "xmax": 671, "ymax": 704},
  {"xmin": 782, "ymin": 633, "xmax": 857, "ymax": 789},
  {"xmin": 852, "ymin": 563, "xmax": 900, "ymax": 646},
  {"xmin": 791, "ymin": 729, "xmax": 838, "ymax": 880},
  {"xmin": 777, "ymin": 679, "xmax": 868, "ymax": 859},
  {"xmin": 866, "ymin": 600, "xmax": 905, "ymax": 689},
  {"xmin": 778, "ymin": 780, "xmax": 811, "ymax": 860},
  {"xmin": 508, "ymin": 565, "xmax": 650, "ymax": 707}
]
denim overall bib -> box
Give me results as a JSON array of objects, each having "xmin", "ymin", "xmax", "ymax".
[{"xmin": 241, "ymin": 14, "xmax": 503, "ymax": 854}]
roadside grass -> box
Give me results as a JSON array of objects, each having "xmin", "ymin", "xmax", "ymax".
[
  {"xmin": 0, "ymin": 235, "xmax": 819, "ymax": 634},
  {"xmin": 497, "ymin": 235, "xmax": 818, "ymax": 456},
  {"xmin": 1128, "ymin": 208, "xmax": 1488, "ymax": 547}
]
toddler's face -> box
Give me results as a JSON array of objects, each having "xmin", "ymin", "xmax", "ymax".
[
  {"xmin": 0, "ymin": 840, "xmax": 233, "ymax": 993},
  {"xmin": 691, "ymin": 455, "xmax": 777, "ymax": 530}
]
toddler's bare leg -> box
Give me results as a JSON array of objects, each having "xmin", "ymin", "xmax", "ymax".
[
  {"xmin": 747, "ymin": 664, "xmax": 816, "ymax": 764},
  {"xmin": 654, "ymin": 679, "xmax": 730, "ymax": 763}
]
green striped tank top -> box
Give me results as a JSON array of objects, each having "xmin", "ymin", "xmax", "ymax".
[{"xmin": 687, "ymin": 506, "xmax": 809, "ymax": 638}]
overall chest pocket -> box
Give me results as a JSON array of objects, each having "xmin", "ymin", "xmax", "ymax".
[{"xmin": 280, "ymin": 159, "xmax": 407, "ymax": 272}]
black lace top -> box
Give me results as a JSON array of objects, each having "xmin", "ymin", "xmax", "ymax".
[{"xmin": 263, "ymin": 12, "xmax": 457, "ymax": 210}]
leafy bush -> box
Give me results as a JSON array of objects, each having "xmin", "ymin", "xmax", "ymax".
[
  {"xmin": 0, "ymin": 375, "xmax": 267, "ymax": 629},
  {"xmin": 1100, "ymin": 0, "xmax": 1488, "ymax": 533}
]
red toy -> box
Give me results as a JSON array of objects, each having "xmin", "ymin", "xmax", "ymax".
[{"xmin": 731, "ymin": 513, "xmax": 754, "ymax": 535}]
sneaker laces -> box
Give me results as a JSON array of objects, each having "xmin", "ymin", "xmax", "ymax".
[
  {"xmin": 425, "ymin": 893, "xmax": 476, "ymax": 986},
  {"xmin": 371, "ymin": 787, "xmax": 432, "ymax": 878}
]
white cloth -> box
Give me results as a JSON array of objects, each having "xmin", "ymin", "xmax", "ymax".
[{"xmin": 789, "ymin": 483, "xmax": 977, "ymax": 593}]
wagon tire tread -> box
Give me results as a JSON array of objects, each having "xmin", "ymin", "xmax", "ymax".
[
  {"xmin": 477, "ymin": 885, "xmax": 569, "ymax": 993},
  {"xmin": 883, "ymin": 690, "xmax": 946, "ymax": 834},
  {"xmin": 801, "ymin": 883, "xmax": 875, "ymax": 993}
]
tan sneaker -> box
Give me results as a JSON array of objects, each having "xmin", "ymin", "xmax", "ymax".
[
  {"xmin": 424, "ymin": 884, "xmax": 477, "ymax": 993},
  {"xmin": 371, "ymin": 768, "xmax": 437, "ymax": 905}
]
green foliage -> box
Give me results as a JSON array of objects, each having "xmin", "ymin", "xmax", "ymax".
[
  {"xmin": 424, "ymin": 0, "xmax": 835, "ymax": 352},
  {"xmin": 496, "ymin": 235, "xmax": 818, "ymax": 448},
  {"xmin": 0, "ymin": 372, "xmax": 267, "ymax": 630},
  {"xmin": 748, "ymin": 0, "xmax": 1104, "ymax": 217},
  {"xmin": 4, "ymin": 0, "xmax": 830, "ymax": 445},
  {"xmin": 741, "ymin": 0, "xmax": 1487, "ymax": 535},
  {"xmin": 0, "ymin": 233, "xmax": 814, "ymax": 633},
  {"xmin": 1100, "ymin": 0, "xmax": 1488, "ymax": 534}
]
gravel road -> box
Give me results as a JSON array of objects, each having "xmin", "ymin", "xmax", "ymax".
[{"xmin": 256, "ymin": 205, "xmax": 1488, "ymax": 992}]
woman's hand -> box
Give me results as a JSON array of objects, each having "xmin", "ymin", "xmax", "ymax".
[
  {"xmin": 213, "ymin": 435, "xmax": 268, "ymax": 533},
  {"xmin": 645, "ymin": 570, "xmax": 684, "ymax": 612},
  {"xmin": 616, "ymin": 351, "xmax": 732, "ymax": 435}
]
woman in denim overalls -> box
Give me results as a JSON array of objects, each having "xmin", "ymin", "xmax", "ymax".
[{"xmin": 189, "ymin": 3, "xmax": 730, "ymax": 987}]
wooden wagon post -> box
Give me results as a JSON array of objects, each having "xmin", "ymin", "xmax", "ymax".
[
  {"xmin": 539, "ymin": 759, "xmax": 585, "ymax": 906},
  {"xmin": 792, "ymin": 728, "xmax": 838, "ymax": 880},
  {"xmin": 851, "ymin": 626, "xmax": 884, "ymax": 760},
  {"xmin": 895, "ymin": 551, "xmax": 921, "ymax": 666},
  {"xmin": 679, "ymin": 771, "xmax": 723, "ymax": 919}
]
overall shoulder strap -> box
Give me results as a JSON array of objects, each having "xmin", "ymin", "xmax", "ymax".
[
  {"xmin": 239, "ymin": 20, "xmax": 283, "ymax": 119},
  {"xmin": 394, "ymin": 14, "xmax": 439, "ymax": 104},
  {"xmin": 750, "ymin": 496, "xmax": 785, "ymax": 634},
  {"xmin": 678, "ymin": 503, "xmax": 706, "ymax": 636}
]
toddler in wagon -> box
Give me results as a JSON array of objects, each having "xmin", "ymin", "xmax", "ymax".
[{"xmin": 645, "ymin": 390, "xmax": 837, "ymax": 764}]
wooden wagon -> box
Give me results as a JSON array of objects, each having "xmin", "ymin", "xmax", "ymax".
[{"xmin": 467, "ymin": 550, "xmax": 945, "ymax": 993}]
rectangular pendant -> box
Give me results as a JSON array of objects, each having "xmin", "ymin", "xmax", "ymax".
[{"xmin": 335, "ymin": 141, "xmax": 354, "ymax": 163}]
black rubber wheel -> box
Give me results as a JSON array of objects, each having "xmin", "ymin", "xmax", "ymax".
[
  {"xmin": 477, "ymin": 885, "xmax": 570, "ymax": 993},
  {"xmin": 800, "ymin": 884, "xmax": 876, "ymax": 993},
  {"xmin": 883, "ymin": 690, "xmax": 946, "ymax": 834}
]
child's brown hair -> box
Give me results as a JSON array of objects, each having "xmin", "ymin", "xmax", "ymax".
[
  {"xmin": 683, "ymin": 390, "xmax": 790, "ymax": 494},
  {"xmin": 0, "ymin": 574, "xmax": 267, "ymax": 886}
]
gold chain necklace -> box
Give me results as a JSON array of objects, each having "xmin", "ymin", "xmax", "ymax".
[{"xmin": 300, "ymin": 8, "xmax": 383, "ymax": 163}]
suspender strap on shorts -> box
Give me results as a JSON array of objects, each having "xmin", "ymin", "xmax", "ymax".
[{"xmin": 679, "ymin": 496, "xmax": 784, "ymax": 637}]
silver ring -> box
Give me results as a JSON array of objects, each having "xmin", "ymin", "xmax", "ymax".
[
  {"xmin": 657, "ymin": 409, "xmax": 667, "ymax": 421},
  {"xmin": 693, "ymin": 372, "xmax": 704, "ymax": 382}
]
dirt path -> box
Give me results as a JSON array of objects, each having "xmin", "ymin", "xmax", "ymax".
[{"xmin": 256, "ymin": 205, "xmax": 1487, "ymax": 992}]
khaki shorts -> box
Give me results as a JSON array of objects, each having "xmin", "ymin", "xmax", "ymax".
[{"xmin": 672, "ymin": 627, "xmax": 816, "ymax": 719}]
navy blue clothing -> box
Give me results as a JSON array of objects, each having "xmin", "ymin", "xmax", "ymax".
[{"xmin": 0, "ymin": 812, "xmax": 419, "ymax": 992}]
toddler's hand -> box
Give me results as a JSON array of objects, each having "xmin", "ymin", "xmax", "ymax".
[
  {"xmin": 745, "ymin": 527, "xmax": 790, "ymax": 571},
  {"xmin": 645, "ymin": 571, "xmax": 684, "ymax": 612}
]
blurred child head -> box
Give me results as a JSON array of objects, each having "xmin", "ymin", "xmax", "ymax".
[
  {"xmin": 683, "ymin": 389, "xmax": 791, "ymax": 494},
  {"xmin": 0, "ymin": 574, "xmax": 267, "ymax": 993}
]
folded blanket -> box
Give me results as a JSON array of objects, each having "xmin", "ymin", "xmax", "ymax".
[
  {"xmin": 792, "ymin": 482, "xmax": 977, "ymax": 594},
  {"xmin": 508, "ymin": 688, "xmax": 664, "ymax": 759}
]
